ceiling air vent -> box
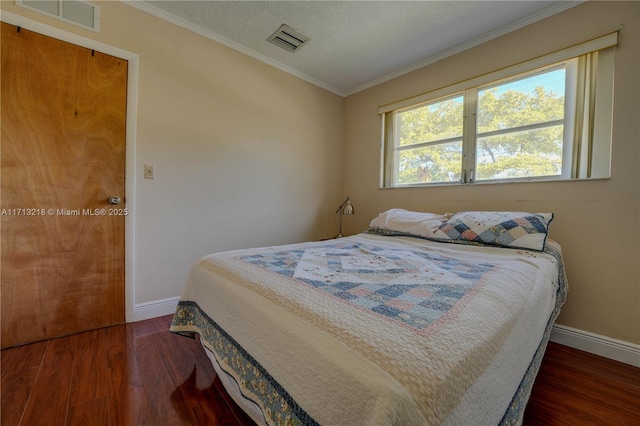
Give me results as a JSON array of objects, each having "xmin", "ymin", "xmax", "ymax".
[
  {"xmin": 17, "ymin": 0, "xmax": 100, "ymax": 32},
  {"xmin": 267, "ymin": 24, "xmax": 310, "ymax": 53}
]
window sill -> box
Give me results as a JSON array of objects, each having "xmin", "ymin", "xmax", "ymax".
[{"xmin": 379, "ymin": 176, "xmax": 611, "ymax": 189}]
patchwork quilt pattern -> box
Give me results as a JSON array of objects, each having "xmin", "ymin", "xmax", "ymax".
[
  {"xmin": 171, "ymin": 234, "xmax": 566, "ymax": 426},
  {"xmin": 438, "ymin": 216, "xmax": 545, "ymax": 243},
  {"xmin": 432, "ymin": 211, "xmax": 553, "ymax": 251},
  {"xmin": 239, "ymin": 243, "xmax": 495, "ymax": 332}
]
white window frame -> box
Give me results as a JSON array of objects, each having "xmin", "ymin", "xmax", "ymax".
[{"xmin": 380, "ymin": 32, "xmax": 618, "ymax": 188}]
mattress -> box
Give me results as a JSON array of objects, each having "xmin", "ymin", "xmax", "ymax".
[{"xmin": 170, "ymin": 232, "xmax": 567, "ymax": 425}]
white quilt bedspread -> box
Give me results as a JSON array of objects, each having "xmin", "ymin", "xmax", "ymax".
[{"xmin": 171, "ymin": 233, "xmax": 565, "ymax": 425}]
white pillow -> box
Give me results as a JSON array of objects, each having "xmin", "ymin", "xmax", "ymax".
[{"xmin": 369, "ymin": 209, "xmax": 451, "ymax": 239}]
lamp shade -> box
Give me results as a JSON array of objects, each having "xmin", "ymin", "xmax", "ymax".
[{"xmin": 342, "ymin": 197, "xmax": 354, "ymax": 215}]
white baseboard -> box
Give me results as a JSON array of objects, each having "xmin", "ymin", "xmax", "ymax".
[
  {"xmin": 551, "ymin": 324, "xmax": 640, "ymax": 367},
  {"xmin": 131, "ymin": 296, "xmax": 180, "ymax": 322}
]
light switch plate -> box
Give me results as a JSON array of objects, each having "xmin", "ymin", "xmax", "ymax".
[{"xmin": 144, "ymin": 164, "xmax": 155, "ymax": 179}]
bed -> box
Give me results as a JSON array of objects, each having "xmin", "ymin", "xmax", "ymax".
[{"xmin": 170, "ymin": 210, "xmax": 567, "ymax": 425}]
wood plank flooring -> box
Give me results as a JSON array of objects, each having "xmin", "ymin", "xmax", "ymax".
[{"xmin": 2, "ymin": 315, "xmax": 639, "ymax": 425}]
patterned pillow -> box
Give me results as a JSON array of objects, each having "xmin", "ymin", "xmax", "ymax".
[{"xmin": 432, "ymin": 211, "xmax": 554, "ymax": 251}]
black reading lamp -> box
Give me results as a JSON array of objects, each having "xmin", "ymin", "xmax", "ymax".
[{"xmin": 334, "ymin": 196, "xmax": 354, "ymax": 238}]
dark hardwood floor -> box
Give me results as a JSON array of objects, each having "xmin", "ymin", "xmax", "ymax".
[{"xmin": 2, "ymin": 315, "xmax": 639, "ymax": 425}]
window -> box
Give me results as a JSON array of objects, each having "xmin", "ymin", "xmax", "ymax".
[
  {"xmin": 475, "ymin": 64, "xmax": 570, "ymax": 181},
  {"xmin": 394, "ymin": 94, "xmax": 464, "ymax": 184},
  {"xmin": 381, "ymin": 33, "xmax": 617, "ymax": 187}
]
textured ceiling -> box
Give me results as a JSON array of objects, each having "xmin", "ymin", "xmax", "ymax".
[{"xmin": 130, "ymin": 1, "xmax": 580, "ymax": 96}]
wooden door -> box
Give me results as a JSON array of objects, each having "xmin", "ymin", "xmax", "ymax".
[{"xmin": 1, "ymin": 23, "xmax": 128, "ymax": 348}]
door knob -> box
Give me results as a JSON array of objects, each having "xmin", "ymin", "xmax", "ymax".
[{"xmin": 109, "ymin": 195, "xmax": 122, "ymax": 205}]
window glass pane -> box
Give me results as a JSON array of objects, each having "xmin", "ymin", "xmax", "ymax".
[
  {"xmin": 476, "ymin": 125, "xmax": 563, "ymax": 180},
  {"xmin": 397, "ymin": 142, "xmax": 462, "ymax": 184},
  {"xmin": 398, "ymin": 95, "xmax": 463, "ymax": 147},
  {"xmin": 477, "ymin": 68, "xmax": 565, "ymax": 133}
]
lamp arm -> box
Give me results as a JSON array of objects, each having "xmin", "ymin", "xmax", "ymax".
[
  {"xmin": 335, "ymin": 197, "xmax": 350, "ymax": 213},
  {"xmin": 333, "ymin": 196, "xmax": 352, "ymax": 239}
]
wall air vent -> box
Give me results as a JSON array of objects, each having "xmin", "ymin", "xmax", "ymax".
[
  {"xmin": 267, "ymin": 24, "xmax": 310, "ymax": 53},
  {"xmin": 17, "ymin": 0, "xmax": 100, "ymax": 32}
]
